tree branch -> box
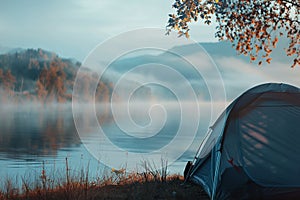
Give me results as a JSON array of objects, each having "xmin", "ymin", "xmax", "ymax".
[{"xmin": 281, "ymin": 0, "xmax": 300, "ymax": 8}]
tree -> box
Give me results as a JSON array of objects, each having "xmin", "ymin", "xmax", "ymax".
[
  {"xmin": 0, "ymin": 69, "xmax": 16, "ymax": 101},
  {"xmin": 0, "ymin": 69, "xmax": 3, "ymax": 85},
  {"xmin": 96, "ymin": 81, "xmax": 110, "ymax": 102},
  {"xmin": 46, "ymin": 60, "xmax": 67, "ymax": 102},
  {"xmin": 167, "ymin": 0, "xmax": 300, "ymax": 67},
  {"xmin": 36, "ymin": 79, "xmax": 48, "ymax": 102},
  {"xmin": 3, "ymin": 70, "xmax": 16, "ymax": 93},
  {"xmin": 37, "ymin": 60, "xmax": 67, "ymax": 103}
]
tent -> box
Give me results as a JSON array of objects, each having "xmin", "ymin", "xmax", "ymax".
[{"xmin": 187, "ymin": 83, "xmax": 300, "ymax": 200}]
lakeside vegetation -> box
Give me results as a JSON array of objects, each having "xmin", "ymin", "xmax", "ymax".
[
  {"xmin": 0, "ymin": 159, "xmax": 208, "ymax": 200},
  {"xmin": 0, "ymin": 48, "xmax": 113, "ymax": 104}
]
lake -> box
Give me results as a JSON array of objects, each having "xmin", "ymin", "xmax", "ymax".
[{"xmin": 0, "ymin": 102, "xmax": 216, "ymax": 187}]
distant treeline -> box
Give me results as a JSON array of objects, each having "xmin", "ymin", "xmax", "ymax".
[{"xmin": 0, "ymin": 48, "xmax": 113, "ymax": 103}]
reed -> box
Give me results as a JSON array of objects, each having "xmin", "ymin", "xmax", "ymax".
[{"xmin": 0, "ymin": 158, "xmax": 208, "ymax": 200}]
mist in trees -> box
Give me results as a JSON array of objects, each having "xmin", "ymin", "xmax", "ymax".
[{"xmin": 0, "ymin": 48, "xmax": 114, "ymax": 104}]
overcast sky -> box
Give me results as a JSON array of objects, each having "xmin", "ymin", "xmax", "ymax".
[
  {"xmin": 0, "ymin": 0, "xmax": 217, "ymax": 61},
  {"xmin": 1, "ymin": 0, "xmax": 299, "ymax": 102}
]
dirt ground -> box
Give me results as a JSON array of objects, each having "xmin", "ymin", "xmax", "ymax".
[{"xmin": 92, "ymin": 179, "xmax": 210, "ymax": 200}]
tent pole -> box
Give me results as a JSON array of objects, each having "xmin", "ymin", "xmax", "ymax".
[
  {"xmin": 182, "ymin": 128, "xmax": 213, "ymax": 185},
  {"xmin": 194, "ymin": 128, "xmax": 212, "ymax": 159},
  {"xmin": 212, "ymin": 146, "xmax": 221, "ymax": 200}
]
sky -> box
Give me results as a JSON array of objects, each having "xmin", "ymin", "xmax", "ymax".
[
  {"xmin": 1, "ymin": 0, "xmax": 299, "ymax": 104},
  {"xmin": 0, "ymin": 0, "xmax": 216, "ymax": 61}
]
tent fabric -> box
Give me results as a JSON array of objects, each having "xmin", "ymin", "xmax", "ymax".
[{"xmin": 188, "ymin": 83, "xmax": 300, "ymax": 200}]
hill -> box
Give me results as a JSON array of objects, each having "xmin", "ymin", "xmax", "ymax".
[{"xmin": 0, "ymin": 48, "xmax": 113, "ymax": 103}]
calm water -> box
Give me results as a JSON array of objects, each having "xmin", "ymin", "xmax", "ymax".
[{"xmin": 0, "ymin": 103, "xmax": 212, "ymax": 187}]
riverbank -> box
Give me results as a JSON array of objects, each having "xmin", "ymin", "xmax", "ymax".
[
  {"xmin": 0, "ymin": 173, "xmax": 208, "ymax": 200},
  {"xmin": 0, "ymin": 158, "xmax": 209, "ymax": 200}
]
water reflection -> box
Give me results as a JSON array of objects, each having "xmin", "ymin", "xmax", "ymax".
[
  {"xmin": 0, "ymin": 105, "xmax": 81, "ymax": 159},
  {"xmin": 0, "ymin": 102, "xmax": 210, "ymax": 184}
]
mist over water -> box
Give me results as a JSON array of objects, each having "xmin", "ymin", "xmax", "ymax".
[{"xmin": 0, "ymin": 101, "xmax": 214, "ymax": 185}]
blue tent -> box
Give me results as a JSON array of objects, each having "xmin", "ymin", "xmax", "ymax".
[{"xmin": 187, "ymin": 83, "xmax": 300, "ymax": 199}]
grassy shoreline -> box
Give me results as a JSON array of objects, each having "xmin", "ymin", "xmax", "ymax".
[
  {"xmin": 0, "ymin": 159, "xmax": 209, "ymax": 200},
  {"xmin": 0, "ymin": 175, "xmax": 208, "ymax": 200}
]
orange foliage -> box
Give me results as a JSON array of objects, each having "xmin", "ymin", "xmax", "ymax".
[{"xmin": 167, "ymin": 0, "xmax": 300, "ymax": 68}]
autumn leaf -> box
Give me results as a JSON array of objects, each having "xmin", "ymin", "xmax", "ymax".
[{"xmin": 167, "ymin": 0, "xmax": 300, "ymax": 68}]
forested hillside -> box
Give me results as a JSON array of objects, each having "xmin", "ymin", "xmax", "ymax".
[{"xmin": 0, "ymin": 48, "xmax": 113, "ymax": 103}]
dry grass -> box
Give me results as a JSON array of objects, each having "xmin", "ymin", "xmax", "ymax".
[{"xmin": 0, "ymin": 159, "xmax": 209, "ymax": 200}]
